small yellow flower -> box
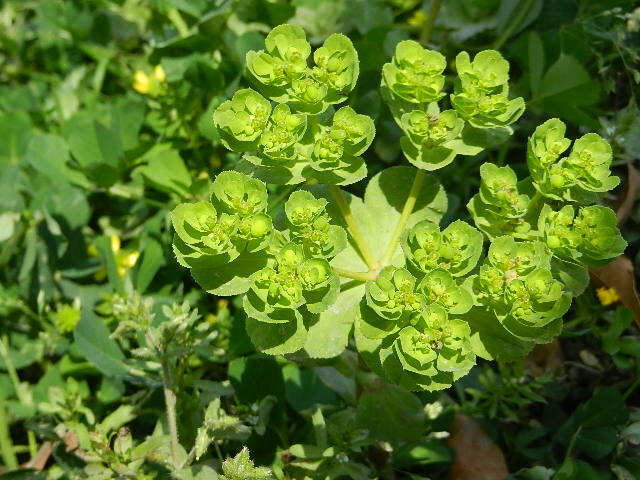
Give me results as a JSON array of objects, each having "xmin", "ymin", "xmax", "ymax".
[
  {"xmin": 596, "ymin": 287, "xmax": 620, "ymax": 306},
  {"xmin": 154, "ymin": 65, "xmax": 166, "ymax": 82},
  {"xmin": 110, "ymin": 235, "xmax": 121, "ymax": 253},
  {"xmin": 133, "ymin": 71, "xmax": 151, "ymax": 94},
  {"xmin": 121, "ymin": 251, "xmax": 140, "ymax": 270},
  {"xmin": 408, "ymin": 10, "xmax": 427, "ymax": 27}
]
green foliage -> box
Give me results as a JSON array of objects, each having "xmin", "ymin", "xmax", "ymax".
[
  {"xmin": 172, "ymin": 23, "xmax": 628, "ymax": 394},
  {"xmin": 1, "ymin": 2, "xmax": 637, "ymax": 479}
]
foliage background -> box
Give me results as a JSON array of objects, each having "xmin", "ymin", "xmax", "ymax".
[{"xmin": 0, "ymin": 0, "xmax": 639, "ymax": 479}]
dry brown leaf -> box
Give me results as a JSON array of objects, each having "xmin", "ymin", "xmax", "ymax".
[
  {"xmin": 446, "ymin": 413, "xmax": 509, "ymax": 480},
  {"xmin": 527, "ymin": 340, "xmax": 565, "ymax": 377},
  {"xmin": 590, "ymin": 255, "xmax": 640, "ymax": 328},
  {"xmin": 616, "ymin": 163, "xmax": 640, "ymax": 226}
]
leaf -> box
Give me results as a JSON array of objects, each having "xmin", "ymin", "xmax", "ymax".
[
  {"xmin": 355, "ymin": 379, "xmax": 425, "ymax": 443},
  {"xmin": 63, "ymin": 111, "xmax": 123, "ymax": 185},
  {"xmin": 190, "ymin": 252, "xmax": 269, "ymax": 296},
  {"xmin": 73, "ymin": 309, "xmax": 130, "ymax": 379},
  {"xmin": 227, "ymin": 355, "xmax": 286, "ymax": 404},
  {"xmin": 244, "ymin": 313, "xmax": 308, "ymax": 356},
  {"xmin": 530, "ymin": 54, "xmax": 601, "ymax": 129},
  {"xmin": 0, "ymin": 111, "xmax": 33, "ymax": 166},
  {"xmin": 135, "ymin": 238, "xmax": 166, "ymax": 293},
  {"xmin": 446, "ymin": 413, "xmax": 509, "ymax": 480},
  {"xmin": 391, "ymin": 440, "xmax": 453, "ymax": 469},
  {"xmin": 95, "ymin": 235, "xmax": 124, "ymax": 293},
  {"xmin": 463, "ymin": 307, "xmax": 534, "ymax": 361},
  {"xmin": 25, "ymin": 134, "xmax": 89, "ymax": 187},
  {"xmin": 303, "ymin": 284, "xmax": 364, "ymax": 358},
  {"xmin": 590, "ymin": 256, "xmax": 640, "ymax": 328},
  {"xmin": 282, "ymin": 364, "xmax": 339, "ymax": 412},
  {"xmin": 528, "ymin": 31, "xmax": 545, "ymax": 96},
  {"xmin": 135, "ymin": 144, "xmax": 193, "ymax": 198}
]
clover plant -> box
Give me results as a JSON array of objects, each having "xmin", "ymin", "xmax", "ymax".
[{"xmin": 171, "ymin": 27, "xmax": 626, "ymax": 391}]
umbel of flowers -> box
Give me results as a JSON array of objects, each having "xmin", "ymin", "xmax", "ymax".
[{"xmin": 170, "ymin": 25, "xmax": 626, "ymax": 391}]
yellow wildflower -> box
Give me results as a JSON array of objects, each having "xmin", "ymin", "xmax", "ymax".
[
  {"xmin": 121, "ymin": 251, "xmax": 140, "ymax": 269},
  {"xmin": 133, "ymin": 71, "xmax": 151, "ymax": 94},
  {"xmin": 110, "ymin": 235, "xmax": 121, "ymax": 253},
  {"xmin": 408, "ymin": 10, "xmax": 427, "ymax": 27},
  {"xmin": 90, "ymin": 235, "xmax": 140, "ymax": 280},
  {"xmin": 154, "ymin": 65, "xmax": 166, "ymax": 82},
  {"xmin": 596, "ymin": 287, "xmax": 620, "ymax": 306}
]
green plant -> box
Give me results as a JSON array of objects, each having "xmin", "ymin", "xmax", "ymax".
[{"xmin": 172, "ymin": 25, "xmax": 626, "ymax": 392}]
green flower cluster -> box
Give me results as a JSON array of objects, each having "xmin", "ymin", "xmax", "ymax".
[
  {"xmin": 450, "ymin": 50, "xmax": 525, "ymax": 129},
  {"xmin": 247, "ymin": 24, "xmax": 358, "ymax": 113},
  {"xmin": 358, "ymin": 220, "xmax": 483, "ymax": 391},
  {"xmin": 171, "ymin": 171, "xmax": 273, "ymax": 269},
  {"xmin": 382, "ymin": 42, "xmax": 524, "ymax": 172},
  {"xmin": 538, "ymin": 205, "xmax": 626, "ymax": 268},
  {"xmin": 213, "ymin": 24, "xmax": 373, "ymax": 187},
  {"xmin": 467, "ymin": 163, "xmax": 533, "ymax": 239},
  {"xmin": 528, "ymin": 118, "xmax": 619, "ymax": 203},
  {"xmin": 470, "ymin": 237, "xmax": 571, "ymax": 343},
  {"xmin": 244, "ymin": 190, "xmax": 346, "ymax": 322},
  {"xmin": 172, "ymin": 172, "xmax": 345, "ymax": 329},
  {"xmin": 176, "ymin": 25, "xmax": 629, "ymax": 392}
]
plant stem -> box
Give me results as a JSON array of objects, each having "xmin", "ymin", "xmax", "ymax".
[
  {"xmin": 525, "ymin": 191, "xmax": 544, "ymax": 218},
  {"xmin": 329, "ymin": 185, "xmax": 378, "ymax": 271},
  {"xmin": 380, "ymin": 170, "xmax": 426, "ymax": 267},
  {"xmin": 167, "ymin": 8, "xmax": 190, "ymax": 38},
  {"xmin": 0, "ymin": 337, "xmax": 37, "ymax": 458},
  {"xmin": 160, "ymin": 358, "xmax": 180, "ymax": 470},
  {"xmin": 420, "ymin": 0, "xmax": 443, "ymax": 44},
  {"xmin": 0, "ymin": 400, "xmax": 17, "ymax": 470},
  {"xmin": 492, "ymin": 0, "xmax": 536, "ymax": 51},
  {"xmin": 331, "ymin": 267, "xmax": 377, "ymax": 282}
]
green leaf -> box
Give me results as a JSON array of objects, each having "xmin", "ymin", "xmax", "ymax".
[
  {"xmin": 0, "ymin": 111, "xmax": 33, "ymax": 166},
  {"xmin": 25, "ymin": 134, "xmax": 90, "ymax": 187},
  {"xmin": 528, "ymin": 31, "xmax": 545, "ymax": 96},
  {"xmin": 531, "ymin": 54, "xmax": 601, "ymax": 129},
  {"xmin": 135, "ymin": 238, "xmax": 166, "ymax": 293},
  {"xmin": 136, "ymin": 144, "xmax": 193, "ymax": 198},
  {"xmin": 463, "ymin": 306, "xmax": 534, "ymax": 361},
  {"xmin": 244, "ymin": 312, "xmax": 307, "ymax": 355},
  {"xmin": 364, "ymin": 166, "xmax": 448, "ymax": 265},
  {"xmin": 191, "ymin": 252, "xmax": 269, "ymax": 296},
  {"xmin": 303, "ymin": 284, "xmax": 364, "ymax": 358},
  {"xmin": 63, "ymin": 110, "xmax": 123, "ymax": 185},
  {"xmin": 391, "ymin": 440, "xmax": 453, "ymax": 468},
  {"xmin": 73, "ymin": 309, "xmax": 130, "ymax": 379},
  {"xmin": 355, "ymin": 380, "xmax": 425, "ymax": 443},
  {"xmin": 282, "ymin": 364, "xmax": 340, "ymax": 412},
  {"xmin": 228, "ymin": 354, "xmax": 286, "ymax": 403}
]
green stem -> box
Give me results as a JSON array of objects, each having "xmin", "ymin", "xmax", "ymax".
[
  {"xmin": 420, "ymin": 0, "xmax": 443, "ymax": 44},
  {"xmin": 331, "ymin": 267, "xmax": 377, "ymax": 282},
  {"xmin": 380, "ymin": 170, "xmax": 426, "ymax": 267},
  {"xmin": 167, "ymin": 8, "xmax": 190, "ymax": 38},
  {"xmin": 623, "ymin": 378, "xmax": 640, "ymax": 401},
  {"xmin": 525, "ymin": 191, "xmax": 544, "ymax": 218},
  {"xmin": 329, "ymin": 185, "xmax": 378, "ymax": 271},
  {"xmin": 0, "ymin": 400, "xmax": 17, "ymax": 470},
  {"xmin": 492, "ymin": 0, "xmax": 536, "ymax": 50},
  {"xmin": 160, "ymin": 358, "xmax": 180, "ymax": 470}
]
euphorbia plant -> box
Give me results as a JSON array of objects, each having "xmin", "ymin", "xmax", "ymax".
[{"xmin": 171, "ymin": 25, "xmax": 626, "ymax": 391}]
